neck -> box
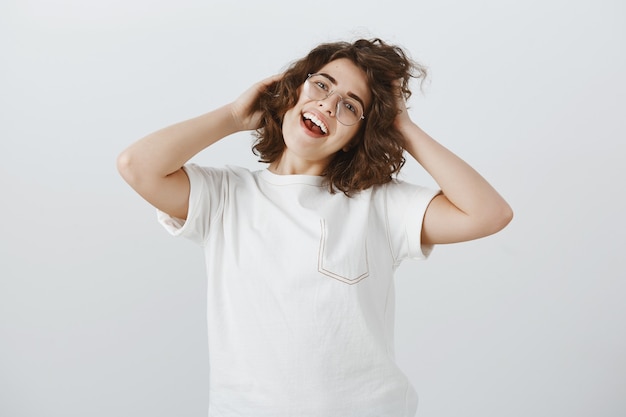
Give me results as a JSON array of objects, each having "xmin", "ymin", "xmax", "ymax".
[{"xmin": 269, "ymin": 155, "xmax": 327, "ymax": 176}]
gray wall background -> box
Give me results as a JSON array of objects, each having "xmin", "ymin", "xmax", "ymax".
[{"xmin": 1, "ymin": 0, "xmax": 624, "ymax": 416}]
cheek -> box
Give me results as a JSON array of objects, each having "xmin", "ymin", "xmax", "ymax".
[
  {"xmin": 344, "ymin": 125, "xmax": 361, "ymax": 142},
  {"xmin": 285, "ymin": 94, "xmax": 306, "ymax": 119},
  {"xmin": 341, "ymin": 129, "xmax": 363, "ymax": 150},
  {"xmin": 283, "ymin": 107, "xmax": 300, "ymax": 129}
]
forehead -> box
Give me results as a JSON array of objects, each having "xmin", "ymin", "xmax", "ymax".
[{"xmin": 315, "ymin": 58, "xmax": 371, "ymax": 106}]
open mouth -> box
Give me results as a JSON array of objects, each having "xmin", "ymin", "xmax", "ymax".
[{"xmin": 302, "ymin": 112, "xmax": 328, "ymax": 135}]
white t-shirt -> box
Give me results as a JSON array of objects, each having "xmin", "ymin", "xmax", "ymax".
[{"xmin": 158, "ymin": 164, "xmax": 439, "ymax": 417}]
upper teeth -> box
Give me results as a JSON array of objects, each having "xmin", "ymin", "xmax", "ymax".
[{"xmin": 303, "ymin": 112, "xmax": 328, "ymax": 134}]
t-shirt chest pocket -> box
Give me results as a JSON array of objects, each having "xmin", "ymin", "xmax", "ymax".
[{"xmin": 317, "ymin": 218, "xmax": 369, "ymax": 284}]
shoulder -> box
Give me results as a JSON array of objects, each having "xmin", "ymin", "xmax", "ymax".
[
  {"xmin": 183, "ymin": 164, "xmax": 259, "ymax": 183},
  {"xmin": 367, "ymin": 179, "xmax": 440, "ymax": 219},
  {"xmin": 371, "ymin": 178, "xmax": 438, "ymax": 198}
]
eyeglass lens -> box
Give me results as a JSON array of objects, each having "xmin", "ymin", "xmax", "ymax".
[{"xmin": 304, "ymin": 74, "xmax": 364, "ymax": 126}]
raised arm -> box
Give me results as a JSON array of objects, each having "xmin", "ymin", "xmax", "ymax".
[
  {"xmin": 395, "ymin": 95, "xmax": 513, "ymax": 245},
  {"xmin": 117, "ymin": 75, "xmax": 280, "ymax": 219}
]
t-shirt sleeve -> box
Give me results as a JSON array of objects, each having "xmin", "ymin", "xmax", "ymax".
[
  {"xmin": 156, "ymin": 163, "xmax": 225, "ymax": 245},
  {"xmin": 384, "ymin": 180, "xmax": 440, "ymax": 262}
]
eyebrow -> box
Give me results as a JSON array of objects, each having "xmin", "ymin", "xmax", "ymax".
[{"xmin": 317, "ymin": 72, "xmax": 367, "ymax": 111}]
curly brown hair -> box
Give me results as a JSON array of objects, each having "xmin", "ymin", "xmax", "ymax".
[{"xmin": 251, "ymin": 38, "xmax": 427, "ymax": 195}]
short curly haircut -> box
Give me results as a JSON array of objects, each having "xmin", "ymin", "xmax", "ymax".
[{"xmin": 251, "ymin": 38, "xmax": 427, "ymax": 195}]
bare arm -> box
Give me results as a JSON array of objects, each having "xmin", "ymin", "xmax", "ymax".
[
  {"xmin": 396, "ymin": 96, "xmax": 513, "ymax": 245},
  {"xmin": 117, "ymin": 75, "xmax": 281, "ymax": 219}
]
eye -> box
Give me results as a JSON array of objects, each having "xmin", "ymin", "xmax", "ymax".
[
  {"xmin": 342, "ymin": 100, "xmax": 358, "ymax": 114},
  {"xmin": 314, "ymin": 80, "xmax": 330, "ymax": 92}
]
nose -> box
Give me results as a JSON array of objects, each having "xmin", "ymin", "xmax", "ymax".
[{"xmin": 317, "ymin": 92, "xmax": 340, "ymax": 116}]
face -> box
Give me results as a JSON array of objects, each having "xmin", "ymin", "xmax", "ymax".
[{"xmin": 272, "ymin": 58, "xmax": 371, "ymax": 176}]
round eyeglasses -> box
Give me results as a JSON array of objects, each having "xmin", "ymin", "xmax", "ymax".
[{"xmin": 302, "ymin": 73, "xmax": 366, "ymax": 126}]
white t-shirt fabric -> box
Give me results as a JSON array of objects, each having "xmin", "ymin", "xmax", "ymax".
[{"xmin": 158, "ymin": 164, "xmax": 439, "ymax": 417}]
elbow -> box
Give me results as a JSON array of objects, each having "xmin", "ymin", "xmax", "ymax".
[
  {"xmin": 491, "ymin": 201, "xmax": 514, "ymax": 234},
  {"xmin": 473, "ymin": 199, "xmax": 513, "ymax": 240},
  {"xmin": 116, "ymin": 148, "xmax": 144, "ymax": 188},
  {"xmin": 504, "ymin": 203, "xmax": 514, "ymax": 225},
  {"xmin": 116, "ymin": 149, "xmax": 134, "ymax": 183}
]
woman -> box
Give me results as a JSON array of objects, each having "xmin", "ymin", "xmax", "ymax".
[{"xmin": 118, "ymin": 38, "xmax": 512, "ymax": 417}]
